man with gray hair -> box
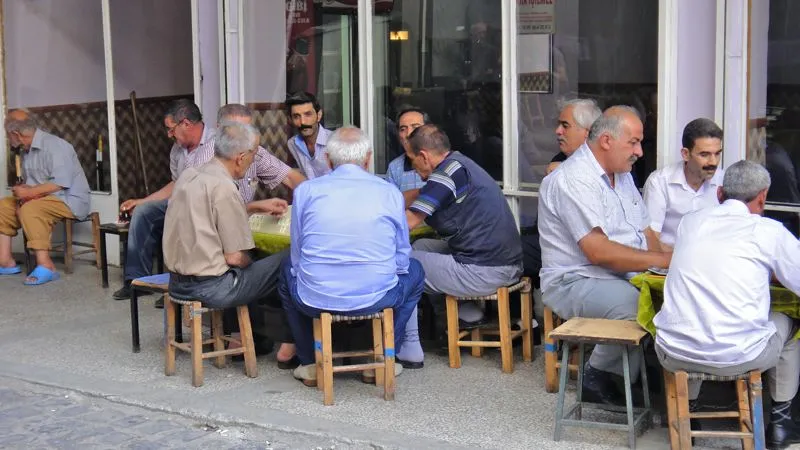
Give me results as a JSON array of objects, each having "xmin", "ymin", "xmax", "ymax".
[
  {"xmin": 279, "ymin": 126, "xmax": 424, "ymax": 385},
  {"xmin": 163, "ymin": 120, "xmax": 296, "ymax": 361},
  {"xmin": 545, "ymin": 98, "xmax": 602, "ymax": 175},
  {"xmin": 654, "ymin": 160, "xmax": 800, "ymax": 448},
  {"xmin": 538, "ymin": 105, "xmax": 671, "ymax": 406},
  {"xmin": 0, "ymin": 108, "xmax": 91, "ymax": 285}
]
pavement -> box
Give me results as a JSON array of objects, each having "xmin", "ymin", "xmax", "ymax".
[{"xmin": 0, "ymin": 260, "xmax": 751, "ymax": 449}]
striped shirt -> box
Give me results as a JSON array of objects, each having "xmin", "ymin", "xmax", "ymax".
[
  {"xmin": 386, "ymin": 154, "xmax": 425, "ymax": 192},
  {"xmin": 409, "ymin": 153, "xmax": 468, "ymax": 217},
  {"xmin": 538, "ymin": 143, "xmax": 649, "ymax": 292},
  {"xmin": 169, "ymin": 124, "xmax": 216, "ymax": 181},
  {"xmin": 236, "ymin": 146, "xmax": 292, "ymax": 204}
]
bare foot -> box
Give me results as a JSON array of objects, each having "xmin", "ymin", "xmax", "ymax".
[{"xmin": 277, "ymin": 342, "xmax": 296, "ymax": 362}]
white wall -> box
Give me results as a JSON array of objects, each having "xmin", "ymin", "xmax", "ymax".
[
  {"xmin": 198, "ymin": 0, "xmax": 222, "ymax": 117},
  {"xmin": 243, "ymin": 0, "xmax": 287, "ymax": 102},
  {"xmin": 110, "ymin": 0, "xmax": 193, "ymax": 100}
]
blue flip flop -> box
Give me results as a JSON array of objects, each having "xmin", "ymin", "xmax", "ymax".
[
  {"xmin": 0, "ymin": 266, "xmax": 21, "ymax": 275},
  {"xmin": 23, "ymin": 265, "xmax": 60, "ymax": 286}
]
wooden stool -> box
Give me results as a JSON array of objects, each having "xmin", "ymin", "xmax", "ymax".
[
  {"xmin": 130, "ymin": 274, "xmax": 182, "ymax": 353},
  {"xmin": 445, "ymin": 277, "xmax": 533, "ymax": 373},
  {"xmin": 550, "ymin": 318, "xmax": 652, "ymax": 449},
  {"xmin": 543, "ymin": 306, "xmax": 579, "ymax": 393},
  {"xmin": 663, "ymin": 369, "xmax": 764, "ymax": 450},
  {"xmin": 313, "ymin": 308, "xmax": 395, "ymax": 406},
  {"xmin": 165, "ymin": 295, "xmax": 258, "ymax": 387},
  {"xmin": 24, "ymin": 211, "xmax": 101, "ymax": 274}
]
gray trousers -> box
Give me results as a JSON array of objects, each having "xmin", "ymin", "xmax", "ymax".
[
  {"xmin": 411, "ymin": 238, "xmax": 522, "ymax": 317},
  {"xmin": 542, "ymin": 273, "xmax": 642, "ymax": 381},
  {"xmin": 656, "ymin": 312, "xmax": 800, "ymax": 402},
  {"xmin": 169, "ymin": 250, "xmax": 286, "ymax": 310}
]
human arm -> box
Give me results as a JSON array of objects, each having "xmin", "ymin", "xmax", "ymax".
[
  {"xmin": 642, "ymin": 172, "xmax": 669, "ymax": 247},
  {"xmin": 579, "ymin": 228, "xmax": 671, "ymax": 273},
  {"xmin": 215, "ymin": 186, "xmax": 256, "ymax": 269},
  {"xmin": 281, "ymin": 169, "xmax": 306, "ymax": 190},
  {"xmin": 771, "ymin": 225, "xmax": 800, "ymax": 294},
  {"xmin": 405, "ymin": 160, "xmax": 465, "ymax": 230},
  {"xmin": 246, "ymin": 198, "xmax": 289, "ymax": 216},
  {"xmin": 12, "ymin": 183, "xmax": 62, "ymax": 201},
  {"xmin": 402, "ymin": 189, "xmax": 421, "ymax": 209},
  {"xmin": 120, "ymin": 182, "xmax": 174, "ymax": 212}
]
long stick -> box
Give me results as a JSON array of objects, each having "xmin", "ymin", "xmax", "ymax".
[{"xmin": 130, "ymin": 90, "xmax": 150, "ymax": 196}]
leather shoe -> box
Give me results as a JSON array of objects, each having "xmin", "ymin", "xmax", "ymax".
[
  {"xmin": 112, "ymin": 285, "xmax": 132, "ymax": 300},
  {"xmin": 581, "ymin": 364, "xmax": 643, "ymax": 409},
  {"xmin": 154, "ymin": 296, "xmax": 164, "ymax": 309},
  {"xmin": 767, "ymin": 421, "xmax": 800, "ymax": 449},
  {"xmin": 396, "ymin": 358, "xmax": 424, "ymax": 369}
]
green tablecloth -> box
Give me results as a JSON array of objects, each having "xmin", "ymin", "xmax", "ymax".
[
  {"xmin": 252, "ymin": 224, "xmax": 438, "ymax": 255},
  {"xmin": 630, "ymin": 272, "xmax": 800, "ymax": 338}
]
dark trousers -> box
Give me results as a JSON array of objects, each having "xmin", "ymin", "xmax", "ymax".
[
  {"xmin": 278, "ymin": 256, "xmax": 425, "ymax": 366},
  {"xmin": 124, "ymin": 200, "xmax": 168, "ymax": 281}
]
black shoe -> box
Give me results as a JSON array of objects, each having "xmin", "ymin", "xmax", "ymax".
[
  {"xmin": 112, "ymin": 285, "xmax": 132, "ymax": 300},
  {"xmin": 767, "ymin": 421, "xmax": 800, "ymax": 449},
  {"xmin": 396, "ymin": 358, "xmax": 424, "ymax": 369},
  {"xmin": 581, "ymin": 364, "xmax": 644, "ymax": 409},
  {"xmin": 459, "ymin": 317, "xmax": 488, "ymax": 330},
  {"xmin": 154, "ymin": 296, "xmax": 164, "ymax": 309},
  {"xmin": 277, "ymin": 356, "xmax": 300, "ymax": 370}
]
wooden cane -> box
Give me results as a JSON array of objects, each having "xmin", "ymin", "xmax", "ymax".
[{"xmin": 130, "ymin": 90, "xmax": 150, "ymax": 196}]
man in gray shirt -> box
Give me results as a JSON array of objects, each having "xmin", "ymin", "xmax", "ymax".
[{"xmin": 0, "ymin": 109, "xmax": 91, "ymax": 285}]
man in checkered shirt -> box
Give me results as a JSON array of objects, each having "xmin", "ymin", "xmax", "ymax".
[
  {"xmin": 385, "ymin": 106, "xmax": 427, "ymax": 208},
  {"xmin": 113, "ymin": 101, "xmax": 306, "ymax": 305}
]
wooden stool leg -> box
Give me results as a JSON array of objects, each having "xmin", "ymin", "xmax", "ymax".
[
  {"xmin": 749, "ymin": 371, "xmax": 766, "ymax": 450},
  {"xmin": 64, "ymin": 219, "xmax": 74, "ymax": 274},
  {"xmin": 497, "ymin": 287, "xmax": 513, "ymax": 373},
  {"xmin": 91, "ymin": 212, "xmax": 101, "ymax": 269},
  {"xmin": 544, "ymin": 306, "xmax": 559, "ymax": 393},
  {"xmin": 164, "ymin": 295, "xmax": 177, "ymax": 376},
  {"xmin": 520, "ymin": 280, "xmax": 533, "ymax": 362},
  {"xmin": 737, "ymin": 378, "xmax": 754, "ymax": 450},
  {"xmin": 211, "ymin": 311, "xmax": 226, "ymax": 369},
  {"xmin": 675, "ymin": 371, "xmax": 693, "ymax": 449},
  {"xmin": 372, "ymin": 317, "xmax": 385, "ymax": 387},
  {"xmin": 321, "ymin": 313, "xmax": 334, "ymax": 406},
  {"xmin": 312, "ymin": 318, "xmax": 323, "ymax": 391},
  {"xmin": 382, "ymin": 308, "xmax": 395, "ymax": 401},
  {"xmin": 236, "ymin": 305, "xmax": 258, "ymax": 378},
  {"xmin": 663, "ymin": 370, "xmax": 680, "ymax": 450},
  {"xmin": 190, "ymin": 302, "xmax": 204, "ymax": 387},
  {"xmin": 445, "ymin": 295, "xmax": 461, "ymax": 368},
  {"xmin": 470, "ymin": 328, "xmax": 483, "ymax": 357}
]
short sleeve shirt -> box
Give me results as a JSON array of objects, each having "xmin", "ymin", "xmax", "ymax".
[
  {"xmin": 168, "ymin": 125, "xmax": 216, "ymax": 181},
  {"xmin": 24, "ymin": 129, "xmax": 91, "ymax": 219},
  {"xmin": 385, "ymin": 154, "xmax": 425, "ymax": 192},
  {"xmin": 163, "ymin": 159, "xmax": 254, "ymax": 276},
  {"xmin": 409, "ymin": 153, "xmax": 468, "ymax": 217}
]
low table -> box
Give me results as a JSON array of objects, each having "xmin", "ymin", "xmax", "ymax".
[{"xmin": 98, "ymin": 223, "xmax": 128, "ymax": 288}]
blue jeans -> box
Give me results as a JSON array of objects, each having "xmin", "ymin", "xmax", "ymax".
[
  {"xmin": 279, "ymin": 256, "xmax": 425, "ymax": 366},
  {"xmin": 124, "ymin": 200, "xmax": 168, "ymax": 281}
]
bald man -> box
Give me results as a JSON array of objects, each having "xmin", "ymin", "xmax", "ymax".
[
  {"xmin": 0, "ymin": 109, "xmax": 91, "ymax": 285},
  {"xmin": 538, "ymin": 106, "xmax": 671, "ymax": 407}
]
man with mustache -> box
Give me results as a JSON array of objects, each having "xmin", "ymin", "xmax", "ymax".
[
  {"xmin": 285, "ymin": 91, "xmax": 332, "ymax": 179},
  {"xmin": 538, "ymin": 106, "xmax": 672, "ymax": 407},
  {"xmin": 643, "ymin": 118, "xmax": 724, "ymax": 249},
  {"xmin": 545, "ymin": 98, "xmax": 602, "ymax": 175}
]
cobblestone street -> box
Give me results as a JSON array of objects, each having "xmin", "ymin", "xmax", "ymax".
[{"xmin": 0, "ymin": 377, "xmax": 361, "ymax": 450}]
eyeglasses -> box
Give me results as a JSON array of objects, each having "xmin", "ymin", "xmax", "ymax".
[{"xmin": 166, "ymin": 120, "xmax": 184, "ymax": 136}]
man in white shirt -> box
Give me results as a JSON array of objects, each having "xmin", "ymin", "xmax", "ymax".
[
  {"xmin": 539, "ymin": 106, "xmax": 672, "ymax": 407},
  {"xmin": 654, "ymin": 160, "xmax": 800, "ymax": 449},
  {"xmin": 643, "ymin": 118, "xmax": 724, "ymax": 248}
]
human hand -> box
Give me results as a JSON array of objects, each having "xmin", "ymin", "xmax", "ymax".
[
  {"xmin": 545, "ymin": 162, "xmax": 561, "ymax": 175},
  {"xmin": 11, "ymin": 184, "xmax": 36, "ymax": 201},
  {"xmin": 120, "ymin": 198, "xmax": 142, "ymax": 212},
  {"xmin": 252, "ymin": 199, "xmax": 289, "ymax": 216}
]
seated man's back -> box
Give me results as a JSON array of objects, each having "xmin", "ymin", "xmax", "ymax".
[{"xmin": 292, "ymin": 152, "xmax": 409, "ymax": 311}]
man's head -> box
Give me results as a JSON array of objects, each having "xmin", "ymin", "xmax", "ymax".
[
  {"xmin": 587, "ymin": 105, "xmax": 644, "ymax": 175},
  {"xmin": 719, "ymin": 160, "xmax": 771, "ymax": 215},
  {"xmin": 214, "ymin": 121, "xmax": 260, "ymax": 179},
  {"xmin": 324, "ymin": 126, "xmax": 372, "ymax": 170},
  {"xmin": 406, "ymin": 124, "xmax": 450, "ymax": 181},
  {"xmin": 396, "ymin": 106, "xmax": 431, "ymax": 153},
  {"xmin": 681, "ymin": 118, "xmax": 723, "ymax": 182},
  {"xmin": 217, "ymin": 103, "xmax": 253, "ymax": 126},
  {"xmin": 5, "ymin": 109, "xmax": 37, "ymax": 150},
  {"xmin": 164, "ymin": 99, "xmax": 203, "ymax": 148},
  {"xmin": 286, "ymin": 91, "xmax": 322, "ymax": 139},
  {"xmin": 555, "ymin": 99, "xmax": 601, "ymax": 155}
]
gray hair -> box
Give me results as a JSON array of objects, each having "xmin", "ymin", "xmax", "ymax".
[
  {"xmin": 214, "ymin": 120, "xmax": 258, "ymax": 160},
  {"xmin": 5, "ymin": 109, "xmax": 37, "ymax": 136},
  {"xmin": 326, "ymin": 126, "xmax": 371, "ymax": 168},
  {"xmin": 558, "ymin": 98, "xmax": 601, "ymax": 130},
  {"xmin": 587, "ymin": 105, "xmax": 642, "ymax": 142},
  {"xmin": 722, "ymin": 160, "xmax": 771, "ymax": 203},
  {"xmin": 217, "ymin": 103, "xmax": 253, "ymax": 124}
]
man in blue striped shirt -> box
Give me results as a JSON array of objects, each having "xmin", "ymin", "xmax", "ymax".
[{"xmin": 278, "ymin": 126, "xmax": 425, "ymax": 385}]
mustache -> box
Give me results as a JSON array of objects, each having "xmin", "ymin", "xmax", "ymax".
[
  {"xmin": 702, "ymin": 165, "xmax": 717, "ymax": 171},
  {"xmin": 298, "ymin": 124, "xmax": 313, "ymax": 130}
]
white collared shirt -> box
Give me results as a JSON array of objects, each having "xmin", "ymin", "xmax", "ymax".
[
  {"xmin": 654, "ymin": 200, "xmax": 800, "ymax": 368},
  {"xmin": 538, "ymin": 143, "xmax": 649, "ymax": 293},
  {"xmin": 643, "ymin": 162, "xmax": 723, "ymax": 246}
]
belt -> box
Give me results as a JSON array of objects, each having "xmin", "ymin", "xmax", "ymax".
[{"xmin": 170, "ymin": 273, "xmax": 220, "ymax": 283}]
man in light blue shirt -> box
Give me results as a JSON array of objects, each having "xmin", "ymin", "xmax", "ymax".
[
  {"xmin": 278, "ymin": 126, "xmax": 425, "ymax": 386},
  {"xmin": 285, "ymin": 92, "xmax": 332, "ymax": 179},
  {"xmin": 385, "ymin": 106, "xmax": 427, "ymax": 207}
]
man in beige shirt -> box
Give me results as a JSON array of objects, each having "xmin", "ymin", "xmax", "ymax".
[{"xmin": 163, "ymin": 120, "xmax": 295, "ymax": 361}]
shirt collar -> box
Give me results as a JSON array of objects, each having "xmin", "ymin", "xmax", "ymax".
[
  {"xmin": 668, "ymin": 162, "xmax": 724, "ymax": 190},
  {"xmin": 574, "ymin": 143, "xmax": 609, "ymax": 182},
  {"xmin": 207, "ymin": 157, "xmax": 235, "ymax": 181},
  {"xmin": 720, "ymin": 198, "xmax": 751, "ymax": 215},
  {"xmin": 29, "ymin": 129, "xmax": 44, "ymax": 151},
  {"xmin": 331, "ymin": 163, "xmax": 367, "ymax": 177},
  {"xmin": 199, "ymin": 124, "xmax": 215, "ymax": 146},
  {"xmin": 293, "ymin": 126, "xmax": 330, "ymax": 159}
]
